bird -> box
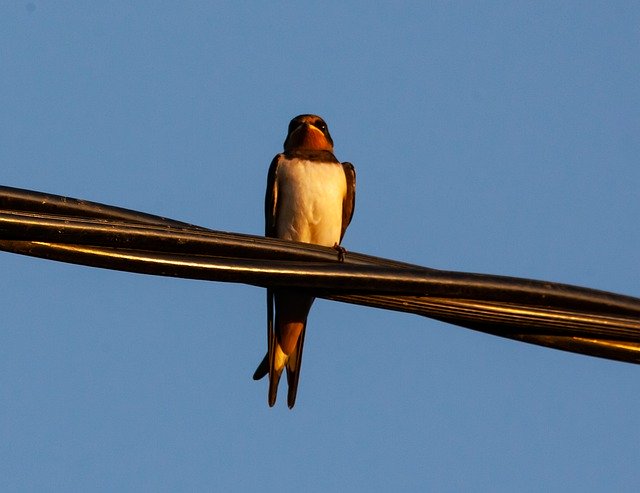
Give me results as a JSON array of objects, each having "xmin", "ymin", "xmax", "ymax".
[{"xmin": 252, "ymin": 114, "xmax": 356, "ymax": 408}]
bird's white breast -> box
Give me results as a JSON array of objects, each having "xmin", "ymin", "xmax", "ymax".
[{"xmin": 276, "ymin": 158, "xmax": 347, "ymax": 246}]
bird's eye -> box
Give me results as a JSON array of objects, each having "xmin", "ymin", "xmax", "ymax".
[{"xmin": 315, "ymin": 122, "xmax": 327, "ymax": 133}]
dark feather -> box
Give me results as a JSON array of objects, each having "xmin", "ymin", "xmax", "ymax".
[
  {"xmin": 264, "ymin": 155, "xmax": 281, "ymax": 238},
  {"xmin": 286, "ymin": 324, "xmax": 307, "ymax": 409},
  {"xmin": 340, "ymin": 161, "xmax": 356, "ymax": 241}
]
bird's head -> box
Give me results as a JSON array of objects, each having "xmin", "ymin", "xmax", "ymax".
[{"xmin": 283, "ymin": 114, "xmax": 334, "ymax": 152}]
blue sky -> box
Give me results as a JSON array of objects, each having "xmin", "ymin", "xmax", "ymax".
[{"xmin": 1, "ymin": 2, "xmax": 638, "ymax": 491}]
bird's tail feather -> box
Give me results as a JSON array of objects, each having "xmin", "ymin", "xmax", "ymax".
[
  {"xmin": 252, "ymin": 353, "xmax": 269, "ymax": 381},
  {"xmin": 268, "ymin": 366, "xmax": 283, "ymax": 407},
  {"xmin": 285, "ymin": 325, "xmax": 307, "ymax": 408}
]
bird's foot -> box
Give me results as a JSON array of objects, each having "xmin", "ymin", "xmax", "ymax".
[{"xmin": 333, "ymin": 243, "xmax": 346, "ymax": 262}]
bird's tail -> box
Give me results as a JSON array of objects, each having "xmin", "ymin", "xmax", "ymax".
[{"xmin": 253, "ymin": 290, "xmax": 313, "ymax": 408}]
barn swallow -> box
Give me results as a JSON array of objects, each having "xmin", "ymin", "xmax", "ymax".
[{"xmin": 252, "ymin": 114, "xmax": 356, "ymax": 408}]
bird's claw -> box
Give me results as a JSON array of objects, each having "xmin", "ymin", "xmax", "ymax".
[{"xmin": 333, "ymin": 243, "xmax": 346, "ymax": 262}]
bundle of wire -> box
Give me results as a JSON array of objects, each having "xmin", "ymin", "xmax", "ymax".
[{"xmin": 1, "ymin": 185, "xmax": 638, "ymax": 364}]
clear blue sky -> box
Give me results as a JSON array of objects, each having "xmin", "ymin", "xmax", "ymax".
[{"xmin": 1, "ymin": 2, "xmax": 638, "ymax": 491}]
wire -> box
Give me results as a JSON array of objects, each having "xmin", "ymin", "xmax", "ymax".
[{"xmin": 1, "ymin": 185, "xmax": 639, "ymax": 364}]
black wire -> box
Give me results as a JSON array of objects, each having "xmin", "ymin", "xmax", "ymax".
[{"xmin": 1, "ymin": 185, "xmax": 639, "ymax": 364}]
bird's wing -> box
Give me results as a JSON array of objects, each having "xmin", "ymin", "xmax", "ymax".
[
  {"xmin": 264, "ymin": 154, "xmax": 283, "ymax": 406},
  {"xmin": 340, "ymin": 161, "xmax": 356, "ymax": 241},
  {"xmin": 264, "ymin": 154, "xmax": 282, "ymax": 237}
]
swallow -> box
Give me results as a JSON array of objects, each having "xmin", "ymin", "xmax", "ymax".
[{"xmin": 252, "ymin": 114, "xmax": 356, "ymax": 408}]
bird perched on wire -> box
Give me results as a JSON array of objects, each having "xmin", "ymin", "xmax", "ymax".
[{"xmin": 252, "ymin": 114, "xmax": 356, "ymax": 408}]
